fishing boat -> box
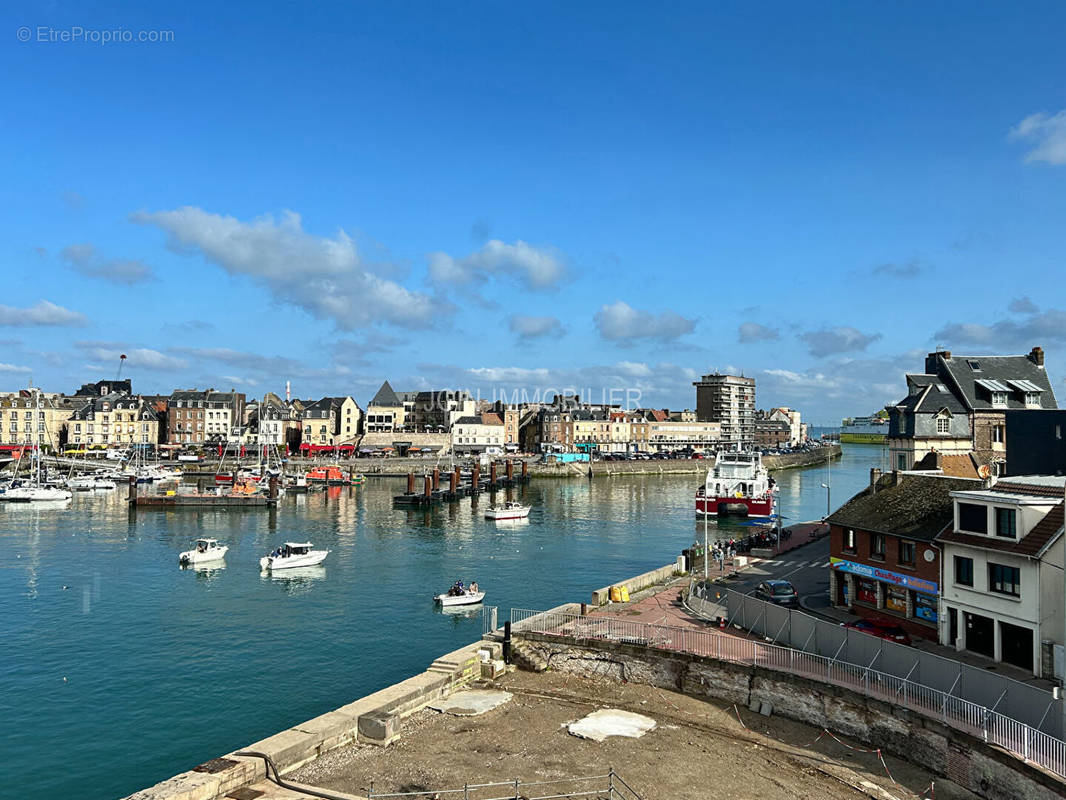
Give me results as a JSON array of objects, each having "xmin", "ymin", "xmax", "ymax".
[
  {"xmin": 695, "ymin": 450, "xmax": 775, "ymax": 518},
  {"xmin": 434, "ymin": 580, "xmax": 485, "ymax": 607},
  {"xmin": 484, "ymin": 501, "xmax": 530, "ymax": 520},
  {"xmin": 306, "ymin": 465, "xmax": 351, "ymax": 486},
  {"xmin": 178, "ymin": 538, "xmax": 229, "ymax": 565},
  {"xmin": 259, "ymin": 542, "xmax": 329, "ymax": 570}
]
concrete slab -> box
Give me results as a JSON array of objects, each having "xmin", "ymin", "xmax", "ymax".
[
  {"xmin": 567, "ymin": 708, "xmax": 656, "ymax": 742},
  {"xmin": 428, "ymin": 689, "xmax": 512, "ymax": 716}
]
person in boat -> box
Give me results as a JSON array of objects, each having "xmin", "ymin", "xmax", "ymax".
[
  {"xmin": 469, "ymin": 581, "xmax": 478, "ymax": 594},
  {"xmin": 197, "ymin": 542, "xmax": 206, "ymax": 553}
]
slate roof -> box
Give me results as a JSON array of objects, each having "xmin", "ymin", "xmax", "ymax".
[
  {"xmin": 369, "ymin": 380, "xmax": 401, "ymax": 407},
  {"xmin": 936, "ymin": 354, "xmax": 1057, "ymax": 411},
  {"xmin": 826, "ymin": 473, "xmax": 982, "ymax": 541},
  {"xmin": 937, "ymin": 502, "xmax": 1063, "ymax": 558},
  {"xmin": 893, "ymin": 378, "xmax": 968, "ymax": 415}
]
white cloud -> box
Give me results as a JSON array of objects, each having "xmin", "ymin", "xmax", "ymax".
[
  {"xmin": 74, "ymin": 342, "xmax": 187, "ymax": 371},
  {"xmin": 0, "ymin": 300, "xmax": 87, "ymax": 327},
  {"xmin": 737, "ymin": 322, "xmax": 780, "ymax": 343},
  {"xmin": 1008, "ymin": 296, "xmax": 1039, "ymax": 314},
  {"xmin": 508, "ymin": 314, "xmax": 564, "ymax": 340},
  {"xmin": 935, "ymin": 309, "xmax": 1066, "ymax": 347},
  {"xmin": 0, "ymin": 362, "xmax": 32, "ymax": 373},
  {"xmin": 132, "ymin": 207, "xmax": 438, "ymax": 329},
  {"xmin": 799, "ymin": 326, "xmax": 882, "ymax": 357},
  {"xmin": 60, "ymin": 243, "xmax": 155, "ymax": 285},
  {"xmin": 593, "ymin": 301, "xmax": 696, "ymax": 343},
  {"xmin": 1009, "ymin": 110, "xmax": 1066, "ymax": 165},
  {"xmin": 428, "ymin": 239, "xmax": 566, "ymax": 290}
]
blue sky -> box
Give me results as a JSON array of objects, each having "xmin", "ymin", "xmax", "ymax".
[{"xmin": 2, "ymin": 1, "xmax": 1066, "ymax": 424}]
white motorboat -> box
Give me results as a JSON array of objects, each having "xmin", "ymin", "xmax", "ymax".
[
  {"xmin": 434, "ymin": 581, "xmax": 485, "ymax": 607},
  {"xmin": 0, "ymin": 484, "xmax": 73, "ymax": 502},
  {"xmin": 260, "ymin": 542, "xmax": 329, "ymax": 571},
  {"xmin": 179, "ymin": 538, "xmax": 229, "ymax": 565},
  {"xmin": 484, "ymin": 501, "xmax": 530, "ymax": 521}
]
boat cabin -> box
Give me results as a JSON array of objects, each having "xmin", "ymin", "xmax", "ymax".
[
  {"xmin": 282, "ymin": 542, "xmax": 314, "ymax": 556},
  {"xmin": 195, "ymin": 538, "xmax": 220, "ymax": 553}
]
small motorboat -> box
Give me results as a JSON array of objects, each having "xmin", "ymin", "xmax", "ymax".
[
  {"xmin": 179, "ymin": 538, "xmax": 229, "ymax": 565},
  {"xmin": 67, "ymin": 476, "xmax": 116, "ymax": 491},
  {"xmin": 260, "ymin": 542, "xmax": 329, "ymax": 571},
  {"xmin": 484, "ymin": 501, "xmax": 530, "ymax": 521},
  {"xmin": 434, "ymin": 580, "xmax": 485, "ymax": 607}
]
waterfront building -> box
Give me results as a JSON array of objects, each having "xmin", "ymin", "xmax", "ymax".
[
  {"xmin": 768, "ymin": 407, "xmax": 804, "ymax": 446},
  {"xmin": 71, "ymin": 378, "xmax": 133, "ymax": 397},
  {"xmin": 646, "ymin": 419, "xmax": 722, "ymax": 453},
  {"xmin": 754, "ymin": 412, "xmax": 790, "ymax": 449},
  {"xmin": 0, "ymin": 391, "xmax": 76, "ymax": 453},
  {"xmin": 886, "ymin": 347, "xmax": 1057, "ymax": 475},
  {"xmin": 668, "ymin": 409, "xmax": 697, "ymax": 423},
  {"xmin": 167, "ymin": 389, "xmax": 247, "ymax": 445},
  {"xmin": 301, "ymin": 396, "xmax": 362, "ymax": 449},
  {"xmin": 827, "ymin": 471, "xmax": 981, "ymax": 643},
  {"xmin": 365, "ymin": 380, "xmax": 408, "ymax": 433},
  {"xmin": 412, "ymin": 390, "xmax": 475, "ymax": 431},
  {"xmin": 693, "ymin": 372, "xmax": 755, "ymax": 447},
  {"xmin": 68, "ymin": 394, "xmax": 161, "ymax": 448},
  {"xmin": 250, "ymin": 393, "xmax": 302, "ymax": 452},
  {"xmin": 936, "ymin": 476, "xmax": 1064, "ymax": 677},
  {"xmin": 451, "ymin": 412, "xmax": 505, "ymax": 454}
]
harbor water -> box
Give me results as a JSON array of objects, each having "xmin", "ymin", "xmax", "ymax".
[{"xmin": 1, "ymin": 444, "xmax": 882, "ymax": 800}]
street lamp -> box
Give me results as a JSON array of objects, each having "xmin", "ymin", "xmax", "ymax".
[{"xmin": 821, "ymin": 483, "xmax": 831, "ymax": 517}]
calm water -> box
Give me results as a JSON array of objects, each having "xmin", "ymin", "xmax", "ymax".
[{"xmin": 1, "ymin": 444, "xmax": 881, "ymax": 800}]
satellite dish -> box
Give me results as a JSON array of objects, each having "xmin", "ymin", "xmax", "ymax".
[{"xmin": 978, "ymin": 464, "xmax": 991, "ymax": 479}]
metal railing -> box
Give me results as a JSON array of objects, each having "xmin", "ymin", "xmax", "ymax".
[
  {"xmin": 366, "ymin": 769, "xmax": 643, "ymax": 800},
  {"xmin": 510, "ymin": 607, "xmax": 1066, "ymax": 780}
]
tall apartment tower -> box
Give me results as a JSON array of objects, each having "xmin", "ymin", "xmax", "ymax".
[{"xmin": 693, "ymin": 372, "xmax": 756, "ymax": 447}]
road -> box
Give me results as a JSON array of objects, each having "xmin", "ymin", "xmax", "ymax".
[{"xmin": 715, "ymin": 535, "xmax": 835, "ymax": 616}]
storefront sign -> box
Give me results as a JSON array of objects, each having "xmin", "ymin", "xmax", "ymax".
[{"xmin": 830, "ymin": 557, "xmax": 938, "ymax": 595}]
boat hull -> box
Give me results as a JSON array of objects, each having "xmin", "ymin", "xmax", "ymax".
[
  {"xmin": 435, "ymin": 590, "xmax": 485, "ymax": 606},
  {"xmin": 179, "ymin": 546, "xmax": 229, "ymax": 565},
  {"xmin": 696, "ymin": 495, "xmax": 774, "ymax": 517},
  {"xmin": 260, "ymin": 551, "xmax": 329, "ymax": 570},
  {"xmin": 485, "ymin": 508, "xmax": 530, "ymax": 520},
  {"xmin": 0, "ymin": 487, "xmax": 73, "ymax": 502}
]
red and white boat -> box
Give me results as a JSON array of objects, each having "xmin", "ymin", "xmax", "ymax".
[{"xmin": 696, "ymin": 450, "xmax": 775, "ymax": 518}]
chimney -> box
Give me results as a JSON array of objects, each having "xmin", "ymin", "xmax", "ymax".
[
  {"xmin": 870, "ymin": 467, "xmax": 882, "ymax": 487},
  {"xmin": 1028, "ymin": 346, "xmax": 1045, "ymax": 367},
  {"xmin": 925, "ymin": 350, "xmax": 950, "ymax": 375}
]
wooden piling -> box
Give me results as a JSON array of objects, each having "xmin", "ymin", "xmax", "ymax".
[
  {"xmin": 423, "ymin": 475, "xmax": 432, "ymax": 498},
  {"xmin": 432, "ymin": 467, "xmax": 440, "ymax": 490},
  {"xmin": 407, "ymin": 473, "xmax": 415, "ymax": 494}
]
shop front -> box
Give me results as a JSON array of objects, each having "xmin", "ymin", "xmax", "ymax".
[{"xmin": 830, "ymin": 557, "xmax": 940, "ymax": 640}]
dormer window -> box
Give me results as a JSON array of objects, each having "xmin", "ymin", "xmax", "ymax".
[
  {"xmin": 958, "ymin": 502, "xmax": 988, "ymax": 534},
  {"xmin": 995, "ymin": 507, "xmax": 1017, "ymax": 538},
  {"xmin": 992, "ymin": 392, "xmax": 1007, "ymax": 407},
  {"xmin": 1024, "ymin": 392, "xmax": 1040, "ymax": 407},
  {"xmin": 936, "ymin": 413, "xmax": 950, "ymax": 434}
]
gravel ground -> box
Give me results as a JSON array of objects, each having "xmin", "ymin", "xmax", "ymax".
[{"xmin": 289, "ymin": 670, "xmax": 976, "ymax": 800}]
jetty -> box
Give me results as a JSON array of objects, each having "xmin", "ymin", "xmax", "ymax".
[
  {"xmin": 393, "ymin": 460, "xmax": 530, "ymax": 506},
  {"xmin": 127, "ymin": 475, "xmax": 280, "ymax": 508}
]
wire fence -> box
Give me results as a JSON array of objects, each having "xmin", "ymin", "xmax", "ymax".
[
  {"xmin": 510, "ymin": 606, "xmax": 1066, "ymax": 780},
  {"xmin": 367, "ymin": 769, "xmax": 643, "ymax": 800}
]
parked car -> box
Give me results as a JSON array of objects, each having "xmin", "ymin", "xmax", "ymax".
[
  {"xmin": 753, "ymin": 580, "xmax": 799, "ymax": 608},
  {"xmin": 842, "ymin": 618, "xmax": 913, "ymax": 646}
]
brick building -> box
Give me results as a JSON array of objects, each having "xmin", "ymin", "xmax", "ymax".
[{"xmin": 827, "ymin": 471, "xmax": 981, "ymax": 642}]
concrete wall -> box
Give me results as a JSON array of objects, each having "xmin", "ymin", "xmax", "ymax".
[
  {"xmin": 515, "ymin": 635, "xmax": 1065, "ymax": 800},
  {"xmin": 590, "ymin": 563, "xmax": 679, "ymax": 605},
  {"xmin": 123, "ymin": 640, "xmax": 492, "ymax": 800}
]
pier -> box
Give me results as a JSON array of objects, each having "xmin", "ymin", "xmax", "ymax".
[
  {"xmin": 393, "ymin": 460, "xmax": 530, "ymax": 506},
  {"xmin": 127, "ymin": 475, "xmax": 280, "ymax": 508}
]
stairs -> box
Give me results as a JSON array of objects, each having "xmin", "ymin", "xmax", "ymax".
[{"xmin": 510, "ymin": 642, "xmax": 548, "ymax": 673}]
